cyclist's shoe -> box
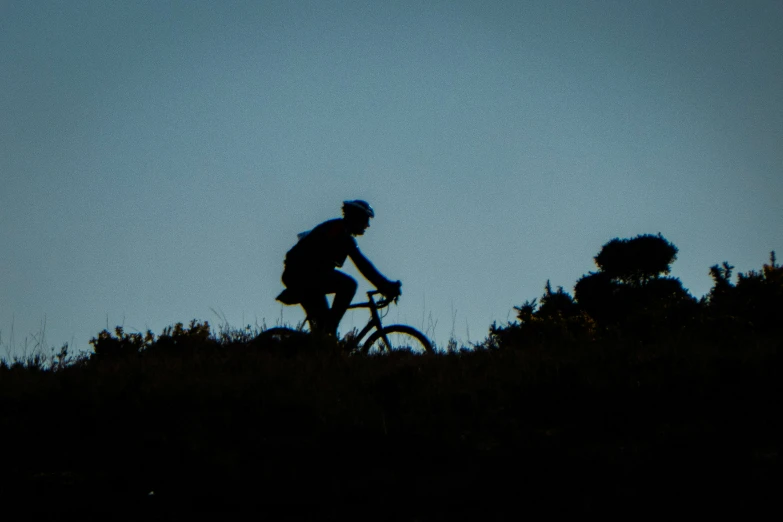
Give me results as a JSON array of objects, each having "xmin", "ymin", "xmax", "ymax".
[
  {"xmin": 339, "ymin": 329, "xmax": 360, "ymax": 354},
  {"xmin": 336, "ymin": 339, "xmax": 353, "ymax": 354},
  {"xmin": 306, "ymin": 329, "xmax": 341, "ymax": 354},
  {"xmin": 309, "ymin": 318, "xmax": 337, "ymax": 338}
]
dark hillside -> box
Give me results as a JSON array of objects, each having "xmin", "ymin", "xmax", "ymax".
[
  {"xmin": 2, "ymin": 331, "xmax": 779, "ymax": 518},
  {"xmin": 1, "ymin": 240, "xmax": 780, "ymax": 519}
]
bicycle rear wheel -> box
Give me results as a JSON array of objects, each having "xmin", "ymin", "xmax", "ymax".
[
  {"xmin": 253, "ymin": 327, "xmax": 307, "ymax": 348},
  {"xmin": 361, "ymin": 325, "xmax": 433, "ymax": 355},
  {"xmin": 257, "ymin": 327, "xmax": 302, "ymax": 341}
]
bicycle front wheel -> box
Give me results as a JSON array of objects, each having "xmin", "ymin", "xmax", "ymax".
[{"xmin": 361, "ymin": 325, "xmax": 433, "ymax": 355}]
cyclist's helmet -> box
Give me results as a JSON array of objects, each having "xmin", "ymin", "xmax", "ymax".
[{"xmin": 342, "ymin": 200, "xmax": 375, "ymax": 219}]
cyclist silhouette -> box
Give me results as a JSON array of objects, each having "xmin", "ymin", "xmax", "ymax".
[{"xmin": 276, "ymin": 200, "xmax": 402, "ymax": 336}]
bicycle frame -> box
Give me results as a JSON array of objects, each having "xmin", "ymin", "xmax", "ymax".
[
  {"xmin": 345, "ymin": 290, "xmax": 393, "ymax": 348},
  {"xmin": 265, "ymin": 288, "xmax": 430, "ymax": 354}
]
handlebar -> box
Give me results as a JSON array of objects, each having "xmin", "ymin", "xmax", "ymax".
[
  {"xmin": 369, "ymin": 290, "xmax": 397, "ymax": 309},
  {"xmin": 348, "ymin": 290, "xmax": 398, "ymax": 310}
]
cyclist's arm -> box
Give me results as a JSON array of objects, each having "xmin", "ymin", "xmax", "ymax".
[{"xmin": 349, "ymin": 248, "xmax": 397, "ymax": 293}]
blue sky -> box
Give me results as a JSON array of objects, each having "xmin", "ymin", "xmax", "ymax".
[{"xmin": 1, "ymin": 1, "xmax": 781, "ymax": 355}]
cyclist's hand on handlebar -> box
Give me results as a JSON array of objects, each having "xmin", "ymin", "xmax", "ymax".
[{"xmin": 380, "ymin": 280, "xmax": 402, "ymax": 300}]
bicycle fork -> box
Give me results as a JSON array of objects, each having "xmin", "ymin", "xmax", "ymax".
[{"xmin": 368, "ymin": 304, "xmax": 394, "ymax": 352}]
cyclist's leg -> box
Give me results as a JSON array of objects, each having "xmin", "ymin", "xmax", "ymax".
[
  {"xmin": 322, "ymin": 270, "xmax": 357, "ymax": 334},
  {"xmin": 282, "ymin": 266, "xmax": 329, "ymax": 333},
  {"xmin": 298, "ymin": 292, "xmax": 330, "ymax": 333},
  {"xmin": 282, "ymin": 267, "xmax": 356, "ymax": 336}
]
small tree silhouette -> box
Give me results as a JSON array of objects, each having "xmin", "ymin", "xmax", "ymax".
[
  {"xmin": 573, "ymin": 271, "xmax": 621, "ymax": 324},
  {"xmin": 593, "ymin": 233, "xmax": 678, "ymax": 287},
  {"xmin": 536, "ymin": 280, "xmax": 577, "ymax": 319},
  {"xmin": 574, "ymin": 234, "xmax": 694, "ymax": 337}
]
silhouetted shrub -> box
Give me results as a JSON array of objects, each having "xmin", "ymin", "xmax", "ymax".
[
  {"xmin": 594, "ymin": 233, "xmax": 678, "ymax": 286},
  {"xmin": 573, "ymin": 234, "xmax": 695, "ymax": 337},
  {"xmin": 489, "ymin": 281, "xmax": 598, "ymax": 351},
  {"xmin": 703, "ymin": 252, "xmax": 782, "ymax": 334},
  {"xmin": 536, "ymin": 280, "xmax": 578, "ymax": 320},
  {"xmin": 90, "ymin": 326, "xmax": 154, "ymax": 358},
  {"xmin": 574, "ymin": 271, "xmax": 620, "ymax": 323},
  {"xmin": 497, "ymin": 234, "xmax": 718, "ymax": 346},
  {"xmin": 89, "ymin": 320, "xmax": 215, "ymax": 359},
  {"xmin": 151, "ymin": 320, "xmax": 216, "ymax": 355}
]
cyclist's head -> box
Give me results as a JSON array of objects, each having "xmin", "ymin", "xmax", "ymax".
[{"xmin": 342, "ymin": 200, "xmax": 374, "ymax": 235}]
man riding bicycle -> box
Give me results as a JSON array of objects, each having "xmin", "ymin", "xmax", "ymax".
[{"xmin": 276, "ymin": 200, "xmax": 402, "ymax": 337}]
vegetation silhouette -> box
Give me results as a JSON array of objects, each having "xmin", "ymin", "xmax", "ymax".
[
  {"xmin": 491, "ymin": 234, "xmax": 781, "ymax": 350},
  {"xmin": 0, "ymin": 234, "xmax": 780, "ymax": 517}
]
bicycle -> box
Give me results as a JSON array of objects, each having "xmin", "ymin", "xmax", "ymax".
[{"xmin": 259, "ymin": 290, "xmax": 433, "ymax": 355}]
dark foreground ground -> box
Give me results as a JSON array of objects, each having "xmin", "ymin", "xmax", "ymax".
[{"xmin": 1, "ymin": 337, "xmax": 780, "ymax": 520}]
